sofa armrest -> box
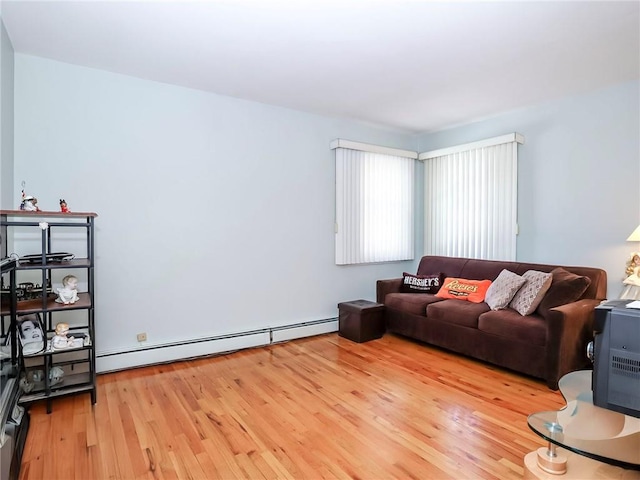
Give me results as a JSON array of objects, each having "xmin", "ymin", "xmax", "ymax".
[
  {"xmin": 544, "ymin": 298, "xmax": 600, "ymax": 389},
  {"xmin": 376, "ymin": 278, "xmax": 403, "ymax": 304}
]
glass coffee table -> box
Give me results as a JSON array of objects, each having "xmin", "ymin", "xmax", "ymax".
[{"xmin": 526, "ymin": 370, "xmax": 639, "ymax": 477}]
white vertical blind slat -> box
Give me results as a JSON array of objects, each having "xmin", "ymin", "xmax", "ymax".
[
  {"xmin": 424, "ymin": 139, "xmax": 518, "ymax": 261},
  {"xmin": 335, "ymin": 148, "xmax": 414, "ymax": 265}
]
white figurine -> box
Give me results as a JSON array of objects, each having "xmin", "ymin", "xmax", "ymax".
[
  {"xmin": 21, "ymin": 195, "xmax": 40, "ymax": 212},
  {"xmin": 624, "ymin": 253, "xmax": 640, "ymax": 286},
  {"xmin": 56, "ymin": 275, "xmax": 80, "ymax": 305},
  {"xmin": 49, "ymin": 366, "xmax": 65, "ymax": 385},
  {"xmin": 19, "ymin": 182, "xmax": 41, "ymax": 211},
  {"xmin": 621, "ymin": 252, "xmax": 640, "ymax": 300},
  {"xmin": 51, "ymin": 323, "xmax": 75, "ymax": 350}
]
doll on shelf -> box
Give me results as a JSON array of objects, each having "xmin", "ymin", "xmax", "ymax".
[
  {"xmin": 56, "ymin": 274, "xmax": 80, "ymax": 305},
  {"xmin": 59, "ymin": 199, "xmax": 69, "ymax": 213},
  {"xmin": 51, "ymin": 322, "xmax": 75, "ymax": 350}
]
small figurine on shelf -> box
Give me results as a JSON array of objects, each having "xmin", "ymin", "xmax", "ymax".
[
  {"xmin": 55, "ymin": 274, "xmax": 80, "ymax": 305},
  {"xmin": 59, "ymin": 199, "xmax": 69, "ymax": 213},
  {"xmin": 49, "ymin": 366, "xmax": 65, "ymax": 385},
  {"xmin": 51, "ymin": 322, "xmax": 75, "ymax": 350},
  {"xmin": 20, "ymin": 195, "xmax": 40, "ymax": 212},
  {"xmin": 19, "ymin": 181, "xmax": 41, "ymax": 211}
]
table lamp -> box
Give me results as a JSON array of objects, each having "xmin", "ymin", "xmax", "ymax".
[
  {"xmin": 628, "ymin": 224, "xmax": 640, "ymax": 242},
  {"xmin": 627, "ymin": 224, "xmax": 640, "ymax": 270}
]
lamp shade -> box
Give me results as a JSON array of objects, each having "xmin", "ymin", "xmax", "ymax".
[{"xmin": 627, "ymin": 224, "xmax": 640, "ymax": 242}]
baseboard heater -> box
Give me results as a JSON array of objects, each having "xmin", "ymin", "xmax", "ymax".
[{"xmin": 96, "ymin": 317, "xmax": 338, "ymax": 373}]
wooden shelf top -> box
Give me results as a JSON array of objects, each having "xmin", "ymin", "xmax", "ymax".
[
  {"xmin": 1, "ymin": 292, "xmax": 92, "ymax": 316},
  {"xmin": 1, "ymin": 210, "xmax": 97, "ymax": 218}
]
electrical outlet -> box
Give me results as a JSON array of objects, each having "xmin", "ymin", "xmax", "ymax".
[{"xmin": 136, "ymin": 332, "xmax": 147, "ymax": 342}]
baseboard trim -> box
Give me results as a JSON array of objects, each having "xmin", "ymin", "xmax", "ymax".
[
  {"xmin": 271, "ymin": 318, "xmax": 338, "ymax": 343},
  {"xmin": 96, "ymin": 317, "xmax": 338, "ymax": 373}
]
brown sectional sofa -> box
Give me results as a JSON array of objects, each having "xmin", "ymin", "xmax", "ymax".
[{"xmin": 376, "ymin": 255, "xmax": 608, "ymax": 389}]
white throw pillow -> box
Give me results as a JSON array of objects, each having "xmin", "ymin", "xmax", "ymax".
[
  {"xmin": 485, "ymin": 269, "xmax": 526, "ymax": 310},
  {"xmin": 509, "ymin": 270, "xmax": 553, "ymax": 316}
]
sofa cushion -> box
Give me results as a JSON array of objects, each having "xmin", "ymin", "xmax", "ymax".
[
  {"xmin": 459, "ymin": 258, "xmax": 511, "ymax": 282},
  {"xmin": 509, "ymin": 270, "xmax": 553, "ymax": 316},
  {"xmin": 436, "ymin": 277, "xmax": 492, "ymax": 303},
  {"xmin": 478, "ymin": 309, "xmax": 546, "ymax": 346},
  {"xmin": 401, "ymin": 272, "xmax": 444, "ymax": 294},
  {"xmin": 385, "ymin": 293, "xmax": 443, "ymax": 316},
  {"xmin": 537, "ymin": 268, "xmax": 591, "ymax": 317},
  {"xmin": 426, "ymin": 299, "xmax": 490, "ymax": 328},
  {"xmin": 485, "ymin": 269, "xmax": 526, "ymax": 310}
]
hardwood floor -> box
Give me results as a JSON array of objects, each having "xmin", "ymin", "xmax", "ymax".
[{"xmin": 19, "ymin": 333, "xmax": 566, "ymax": 480}]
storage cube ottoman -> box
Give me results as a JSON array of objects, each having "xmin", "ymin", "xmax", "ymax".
[{"xmin": 337, "ymin": 299, "xmax": 385, "ymax": 343}]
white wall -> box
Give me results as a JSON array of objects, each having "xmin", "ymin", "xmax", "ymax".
[
  {"xmin": 13, "ymin": 54, "xmax": 638, "ymax": 371},
  {"xmin": 417, "ymin": 81, "xmax": 640, "ymax": 299},
  {"xmin": 13, "ymin": 54, "xmax": 419, "ymax": 370},
  {"xmin": 0, "ymin": 16, "xmax": 14, "ymax": 211},
  {"xmin": 0, "ymin": 15, "xmax": 15, "ymax": 263}
]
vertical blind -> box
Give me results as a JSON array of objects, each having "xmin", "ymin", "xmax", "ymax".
[
  {"xmin": 421, "ymin": 134, "xmax": 523, "ymax": 261},
  {"xmin": 335, "ymin": 145, "xmax": 415, "ymax": 265}
]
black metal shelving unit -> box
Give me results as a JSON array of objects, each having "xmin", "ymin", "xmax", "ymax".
[
  {"xmin": 1, "ymin": 210, "xmax": 97, "ymax": 414},
  {"xmin": 1, "ymin": 256, "xmax": 29, "ymax": 480}
]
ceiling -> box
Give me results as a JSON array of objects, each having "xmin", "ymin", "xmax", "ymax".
[{"xmin": 1, "ymin": 0, "xmax": 639, "ymax": 134}]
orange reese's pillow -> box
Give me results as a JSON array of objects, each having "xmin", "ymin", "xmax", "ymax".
[{"xmin": 435, "ymin": 277, "xmax": 492, "ymax": 303}]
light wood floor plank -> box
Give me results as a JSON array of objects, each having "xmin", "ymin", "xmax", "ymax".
[{"xmin": 19, "ymin": 333, "xmax": 565, "ymax": 479}]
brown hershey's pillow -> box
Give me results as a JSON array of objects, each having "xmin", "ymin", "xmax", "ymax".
[
  {"xmin": 401, "ymin": 272, "xmax": 444, "ymax": 294},
  {"xmin": 536, "ymin": 267, "xmax": 591, "ymax": 316}
]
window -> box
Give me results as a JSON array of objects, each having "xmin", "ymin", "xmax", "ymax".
[
  {"xmin": 420, "ymin": 133, "xmax": 524, "ymax": 261},
  {"xmin": 332, "ymin": 139, "xmax": 416, "ymax": 265}
]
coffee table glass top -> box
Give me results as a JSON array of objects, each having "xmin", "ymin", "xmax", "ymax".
[{"xmin": 527, "ymin": 370, "xmax": 640, "ymax": 470}]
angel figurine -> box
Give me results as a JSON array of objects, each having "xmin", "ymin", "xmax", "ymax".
[
  {"xmin": 624, "ymin": 253, "xmax": 640, "ymax": 285},
  {"xmin": 621, "ymin": 252, "xmax": 640, "ymax": 300}
]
